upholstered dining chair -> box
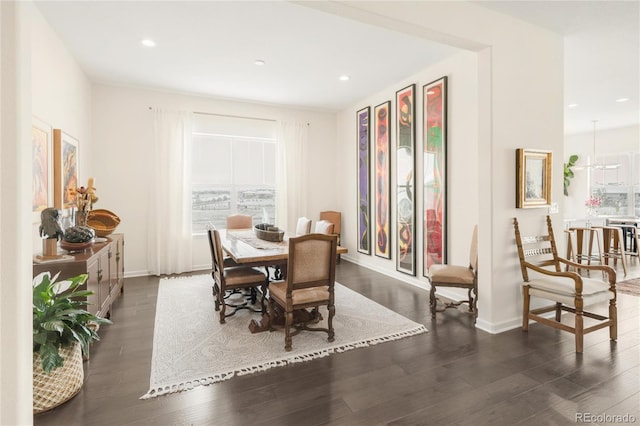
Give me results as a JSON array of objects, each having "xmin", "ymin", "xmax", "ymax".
[
  {"xmin": 268, "ymin": 233, "xmax": 338, "ymax": 351},
  {"xmin": 314, "ymin": 220, "xmax": 334, "ymax": 235},
  {"xmin": 296, "ymin": 217, "xmax": 312, "ymax": 235},
  {"xmin": 208, "ymin": 228, "xmax": 268, "ymax": 324},
  {"xmin": 319, "ymin": 211, "xmax": 341, "ymax": 262},
  {"xmin": 427, "ymin": 224, "xmax": 478, "ymax": 323},
  {"xmin": 226, "ymin": 214, "xmax": 253, "ymax": 229},
  {"xmin": 513, "ymin": 216, "xmax": 617, "ymax": 353}
]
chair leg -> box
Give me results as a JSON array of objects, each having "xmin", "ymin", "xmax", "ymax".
[
  {"xmin": 609, "ymin": 298, "xmax": 618, "ymax": 341},
  {"xmin": 219, "ymin": 295, "xmax": 227, "ymax": 324},
  {"xmin": 554, "ymin": 302, "xmax": 562, "ymax": 322},
  {"xmin": 284, "ymin": 310, "xmax": 293, "ymax": 351},
  {"xmin": 429, "ymin": 282, "xmax": 437, "ymax": 319},
  {"xmin": 575, "ymin": 310, "xmax": 584, "ymax": 353},
  {"xmin": 471, "ymin": 284, "xmax": 478, "ymax": 324},
  {"xmin": 327, "ymin": 303, "xmax": 335, "ymax": 342},
  {"xmin": 522, "ymin": 286, "xmax": 530, "ymax": 331}
]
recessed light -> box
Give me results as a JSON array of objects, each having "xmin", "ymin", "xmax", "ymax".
[
  {"xmin": 141, "ymin": 39, "xmax": 156, "ymax": 47},
  {"xmin": 567, "ymin": 103, "xmax": 578, "ymax": 108},
  {"xmin": 339, "ymin": 75, "xmax": 350, "ymax": 81},
  {"xmin": 254, "ymin": 59, "xmax": 265, "ymax": 66},
  {"xmin": 615, "ymin": 97, "xmax": 630, "ymax": 103}
]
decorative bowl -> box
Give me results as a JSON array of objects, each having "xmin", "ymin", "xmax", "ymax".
[
  {"xmin": 87, "ymin": 209, "xmax": 120, "ymax": 237},
  {"xmin": 254, "ymin": 223, "xmax": 284, "ymax": 242}
]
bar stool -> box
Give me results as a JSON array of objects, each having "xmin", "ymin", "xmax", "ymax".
[
  {"xmin": 567, "ymin": 226, "xmax": 603, "ymax": 268},
  {"xmin": 594, "ymin": 225, "xmax": 627, "ymax": 276}
]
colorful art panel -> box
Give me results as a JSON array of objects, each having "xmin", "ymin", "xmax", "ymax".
[
  {"xmin": 53, "ymin": 129, "xmax": 79, "ymax": 210},
  {"xmin": 395, "ymin": 84, "xmax": 416, "ymax": 275},
  {"xmin": 423, "ymin": 76, "xmax": 448, "ymax": 276},
  {"xmin": 32, "ymin": 117, "xmax": 53, "ymax": 222},
  {"xmin": 374, "ymin": 101, "xmax": 391, "ymax": 259},
  {"xmin": 357, "ymin": 106, "xmax": 371, "ymax": 255}
]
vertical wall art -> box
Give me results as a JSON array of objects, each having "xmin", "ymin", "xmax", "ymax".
[
  {"xmin": 32, "ymin": 117, "xmax": 53, "ymax": 222},
  {"xmin": 516, "ymin": 148, "xmax": 552, "ymax": 208},
  {"xmin": 374, "ymin": 101, "xmax": 391, "ymax": 259},
  {"xmin": 395, "ymin": 84, "xmax": 416, "ymax": 275},
  {"xmin": 53, "ymin": 129, "xmax": 79, "ymax": 210},
  {"xmin": 423, "ymin": 76, "xmax": 448, "ymax": 276},
  {"xmin": 357, "ymin": 106, "xmax": 371, "ymax": 255}
]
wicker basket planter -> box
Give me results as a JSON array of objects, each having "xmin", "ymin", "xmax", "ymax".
[{"xmin": 33, "ymin": 343, "xmax": 84, "ymax": 414}]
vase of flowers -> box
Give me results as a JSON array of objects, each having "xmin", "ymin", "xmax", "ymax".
[{"xmin": 585, "ymin": 195, "xmax": 602, "ymax": 217}]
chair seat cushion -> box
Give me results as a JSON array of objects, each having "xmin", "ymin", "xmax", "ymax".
[
  {"xmin": 269, "ymin": 281, "xmax": 330, "ymax": 306},
  {"xmin": 525, "ymin": 272, "xmax": 614, "ymax": 306},
  {"xmin": 429, "ymin": 264, "xmax": 474, "ymax": 284},
  {"xmin": 223, "ymin": 267, "xmax": 266, "ymax": 287}
]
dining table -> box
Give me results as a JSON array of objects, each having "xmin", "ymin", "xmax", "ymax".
[
  {"xmin": 219, "ymin": 228, "xmax": 347, "ymax": 275},
  {"xmin": 219, "ymin": 228, "xmax": 348, "ymax": 333}
]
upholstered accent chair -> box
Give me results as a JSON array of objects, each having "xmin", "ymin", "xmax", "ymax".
[
  {"xmin": 513, "ymin": 216, "xmax": 617, "ymax": 353},
  {"xmin": 208, "ymin": 228, "xmax": 268, "ymax": 324},
  {"xmin": 296, "ymin": 217, "xmax": 312, "ymax": 235},
  {"xmin": 427, "ymin": 225, "xmax": 478, "ymax": 323},
  {"xmin": 314, "ymin": 220, "xmax": 334, "ymax": 235},
  {"xmin": 268, "ymin": 233, "xmax": 338, "ymax": 351},
  {"xmin": 226, "ymin": 214, "xmax": 253, "ymax": 229}
]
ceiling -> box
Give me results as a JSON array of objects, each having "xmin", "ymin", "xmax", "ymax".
[{"xmin": 34, "ymin": 1, "xmax": 639, "ymax": 135}]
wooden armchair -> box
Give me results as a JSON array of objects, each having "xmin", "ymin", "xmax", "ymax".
[
  {"xmin": 513, "ymin": 216, "xmax": 617, "ymax": 353},
  {"xmin": 268, "ymin": 233, "xmax": 338, "ymax": 351},
  {"xmin": 208, "ymin": 229, "xmax": 268, "ymax": 324}
]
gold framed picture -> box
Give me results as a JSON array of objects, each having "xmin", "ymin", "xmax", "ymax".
[
  {"xmin": 53, "ymin": 129, "xmax": 79, "ymax": 210},
  {"xmin": 516, "ymin": 148, "xmax": 552, "ymax": 208},
  {"xmin": 32, "ymin": 117, "xmax": 53, "ymax": 222}
]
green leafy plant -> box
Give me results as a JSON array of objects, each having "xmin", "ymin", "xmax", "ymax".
[
  {"xmin": 563, "ymin": 154, "xmax": 579, "ymax": 196},
  {"xmin": 33, "ymin": 272, "xmax": 111, "ymax": 373}
]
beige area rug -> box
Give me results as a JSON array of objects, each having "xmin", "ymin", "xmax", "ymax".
[
  {"xmin": 616, "ymin": 278, "xmax": 640, "ymax": 296},
  {"xmin": 141, "ymin": 274, "xmax": 427, "ymax": 399}
]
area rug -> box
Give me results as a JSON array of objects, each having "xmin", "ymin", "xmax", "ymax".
[
  {"xmin": 616, "ymin": 278, "xmax": 640, "ymax": 296},
  {"xmin": 141, "ymin": 274, "xmax": 427, "ymax": 399}
]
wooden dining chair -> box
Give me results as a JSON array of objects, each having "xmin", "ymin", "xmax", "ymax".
[
  {"xmin": 208, "ymin": 228, "xmax": 268, "ymax": 324},
  {"xmin": 513, "ymin": 216, "xmax": 617, "ymax": 353},
  {"xmin": 427, "ymin": 224, "xmax": 478, "ymax": 323},
  {"xmin": 268, "ymin": 233, "xmax": 338, "ymax": 351},
  {"xmin": 226, "ymin": 214, "xmax": 252, "ymax": 229}
]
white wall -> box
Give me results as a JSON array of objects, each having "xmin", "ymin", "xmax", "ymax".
[
  {"xmin": 30, "ymin": 4, "xmax": 93, "ymax": 250},
  {"xmin": 323, "ymin": 1, "xmax": 564, "ymax": 332},
  {"xmin": 337, "ymin": 51, "xmax": 479, "ymax": 293},
  {"xmin": 91, "ymin": 84, "xmax": 338, "ymax": 276}
]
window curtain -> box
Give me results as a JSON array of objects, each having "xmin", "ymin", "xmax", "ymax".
[
  {"xmin": 147, "ymin": 109, "xmax": 193, "ymax": 275},
  {"xmin": 275, "ymin": 121, "xmax": 308, "ymax": 232}
]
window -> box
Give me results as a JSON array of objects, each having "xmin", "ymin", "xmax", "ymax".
[
  {"xmin": 590, "ymin": 152, "xmax": 639, "ymax": 216},
  {"xmin": 191, "ymin": 115, "xmax": 276, "ymax": 234}
]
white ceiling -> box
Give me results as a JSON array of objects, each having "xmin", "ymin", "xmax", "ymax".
[{"xmin": 34, "ymin": 1, "xmax": 639, "ymax": 135}]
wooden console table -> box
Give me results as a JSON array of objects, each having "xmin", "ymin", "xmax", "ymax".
[{"xmin": 33, "ymin": 234, "xmax": 124, "ymax": 319}]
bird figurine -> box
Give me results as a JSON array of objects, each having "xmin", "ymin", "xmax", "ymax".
[{"xmin": 39, "ymin": 208, "xmax": 64, "ymax": 241}]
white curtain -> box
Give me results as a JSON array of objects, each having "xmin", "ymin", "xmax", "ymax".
[
  {"xmin": 147, "ymin": 109, "xmax": 193, "ymax": 275},
  {"xmin": 275, "ymin": 121, "xmax": 308, "ymax": 232}
]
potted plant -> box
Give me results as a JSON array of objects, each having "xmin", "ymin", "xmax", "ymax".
[
  {"xmin": 564, "ymin": 154, "xmax": 579, "ymax": 196},
  {"xmin": 32, "ymin": 272, "xmax": 111, "ymax": 414}
]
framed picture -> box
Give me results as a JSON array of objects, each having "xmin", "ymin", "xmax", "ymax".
[
  {"xmin": 423, "ymin": 76, "xmax": 448, "ymax": 276},
  {"xmin": 395, "ymin": 84, "xmax": 416, "ymax": 275},
  {"xmin": 357, "ymin": 106, "xmax": 371, "ymax": 255},
  {"xmin": 516, "ymin": 148, "xmax": 552, "ymax": 208},
  {"xmin": 53, "ymin": 129, "xmax": 79, "ymax": 210},
  {"xmin": 374, "ymin": 100, "xmax": 391, "ymax": 259},
  {"xmin": 32, "ymin": 117, "xmax": 53, "ymax": 222}
]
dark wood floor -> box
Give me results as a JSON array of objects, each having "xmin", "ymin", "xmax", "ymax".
[{"xmin": 35, "ymin": 260, "xmax": 640, "ymax": 426}]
